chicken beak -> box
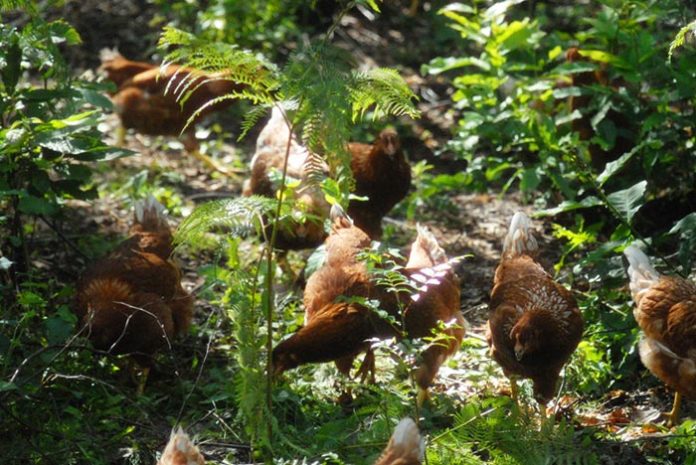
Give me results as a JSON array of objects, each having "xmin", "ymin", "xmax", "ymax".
[{"xmin": 514, "ymin": 345, "xmax": 524, "ymax": 361}]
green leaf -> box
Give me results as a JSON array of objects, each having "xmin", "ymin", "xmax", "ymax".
[
  {"xmin": 304, "ymin": 244, "xmax": 327, "ymax": 279},
  {"xmin": 536, "ymin": 196, "xmax": 602, "ymax": 217},
  {"xmin": 175, "ymin": 196, "xmax": 276, "ymax": 249},
  {"xmin": 606, "ymin": 181, "xmax": 647, "ymax": 223},
  {"xmin": 18, "ymin": 194, "xmax": 58, "ymax": 216},
  {"xmin": 1, "ymin": 35, "xmax": 21, "ymax": 94},
  {"xmin": 596, "ymin": 144, "xmax": 642, "ymax": 186},
  {"xmin": 0, "ymin": 381, "xmax": 16, "ymax": 392},
  {"xmin": 519, "ymin": 167, "xmax": 540, "ymax": 192},
  {"xmin": 669, "ymin": 20, "xmax": 696, "ymax": 61},
  {"xmin": 45, "ymin": 307, "xmax": 77, "ymax": 345},
  {"xmin": 669, "ymin": 212, "xmax": 696, "ymax": 271}
]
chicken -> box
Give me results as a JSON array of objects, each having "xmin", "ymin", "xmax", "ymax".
[
  {"xmin": 624, "ymin": 245, "xmax": 696, "ymax": 426},
  {"xmin": 272, "ymin": 205, "xmax": 464, "ymax": 403},
  {"xmin": 73, "ymin": 196, "xmax": 193, "ymax": 393},
  {"xmin": 347, "ymin": 128, "xmax": 411, "ymax": 239},
  {"xmin": 374, "ymin": 418, "xmax": 424, "ymax": 465},
  {"xmin": 487, "ymin": 212, "xmax": 583, "ymax": 408},
  {"xmin": 242, "ymin": 106, "xmax": 331, "ymax": 250},
  {"xmin": 244, "ymin": 109, "xmax": 411, "ymax": 249},
  {"xmin": 157, "ymin": 428, "xmax": 205, "ymax": 465},
  {"xmin": 565, "ymin": 47, "xmax": 634, "ymax": 171},
  {"xmin": 99, "ymin": 49, "xmax": 239, "ymax": 174}
]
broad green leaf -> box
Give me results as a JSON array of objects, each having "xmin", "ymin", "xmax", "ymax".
[
  {"xmin": 669, "ymin": 212, "xmax": 696, "ymax": 271},
  {"xmin": 536, "ymin": 196, "xmax": 602, "ymax": 217},
  {"xmin": 1, "ymin": 35, "xmax": 21, "ymax": 94},
  {"xmin": 519, "ymin": 167, "xmax": 540, "ymax": 192},
  {"xmin": 597, "ymin": 144, "xmax": 643, "ymax": 186},
  {"xmin": 18, "ymin": 194, "xmax": 58, "ymax": 216},
  {"xmin": 606, "ymin": 181, "xmax": 647, "ymax": 223},
  {"xmin": 495, "ymin": 20, "xmax": 532, "ymax": 52}
]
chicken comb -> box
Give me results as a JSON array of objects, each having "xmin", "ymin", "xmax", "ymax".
[
  {"xmin": 375, "ymin": 418, "xmax": 424, "ymax": 465},
  {"xmin": 134, "ymin": 195, "xmax": 168, "ymax": 231},
  {"xmin": 330, "ymin": 204, "xmax": 354, "ymax": 229},
  {"xmin": 157, "ymin": 427, "xmax": 205, "ymax": 465},
  {"xmin": 502, "ymin": 211, "xmax": 538, "ymax": 257},
  {"xmin": 623, "ymin": 244, "xmax": 660, "ymax": 304}
]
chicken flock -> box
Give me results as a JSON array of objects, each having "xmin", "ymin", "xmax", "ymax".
[{"xmin": 69, "ymin": 50, "xmax": 696, "ymax": 463}]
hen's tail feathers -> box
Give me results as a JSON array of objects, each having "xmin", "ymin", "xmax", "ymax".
[
  {"xmin": 639, "ymin": 337, "xmax": 696, "ymax": 399},
  {"xmin": 157, "ymin": 428, "xmax": 205, "ymax": 465},
  {"xmin": 624, "ymin": 245, "xmax": 660, "ymax": 305},
  {"xmin": 406, "ymin": 224, "xmax": 447, "ymax": 268},
  {"xmin": 134, "ymin": 195, "xmax": 169, "ymax": 232},
  {"xmin": 502, "ymin": 211, "xmax": 538, "ymax": 258},
  {"xmin": 99, "ymin": 47, "xmax": 122, "ymax": 64},
  {"xmin": 374, "ymin": 418, "xmax": 424, "ymax": 465},
  {"xmin": 330, "ymin": 204, "xmax": 354, "ymax": 230}
]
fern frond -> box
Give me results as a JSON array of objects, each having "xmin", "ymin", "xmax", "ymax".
[
  {"xmin": 439, "ymin": 398, "xmax": 599, "ymax": 465},
  {"xmin": 174, "ymin": 196, "xmax": 276, "ymax": 249},
  {"xmin": 159, "ymin": 26, "xmax": 279, "ymax": 102},
  {"xmin": 669, "ymin": 20, "xmax": 696, "ymax": 61},
  {"xmin": 0, "ymin": 0, "xmax": 35, "ymax": 12},
  {"xmin": 350, "ymin": 67, "xmax": 421, "ymax": 121},
  {"xmin": 240, "ymin": 104, "xmax": 273, "ymax": 141}
]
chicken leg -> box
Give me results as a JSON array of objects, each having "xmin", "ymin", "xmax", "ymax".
[
  {"xmin": 116, "ymin": 124, "xmax": 127, "ymax": 147},
  {"xmin": 667, "ymin": 392, "xmax": 682, "ymax": 427},
  {"xmin": 510, "ymin": 377, "xmax": 520, "ymax": 404}
]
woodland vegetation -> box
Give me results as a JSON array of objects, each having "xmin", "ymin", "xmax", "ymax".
[{"xmin": 1, "ymin": 0, "xmax": 695, "ymax": 464}]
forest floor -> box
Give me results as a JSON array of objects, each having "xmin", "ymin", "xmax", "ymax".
[{"xmin": 14, "ymin": 2, "xmax": 695, "ymax": 464}]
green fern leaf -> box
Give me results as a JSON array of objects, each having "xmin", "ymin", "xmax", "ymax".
[
  {"xmin": 669, "ymin": 20, "xmax": 696, "ymax": 61},
  {"xmin": 174, "ymin": 196, "xmax": 276, "ymax": 249},
  {"xmin": 351, "ymin": 67, "xmax": 420, "ymax": 121}
]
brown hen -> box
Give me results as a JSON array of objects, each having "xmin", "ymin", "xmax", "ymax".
[
  {"xmin": 374, "ymin": 418, "xmax": 424, "ymax": 465},
  {"xmin": 99, "ymin": 49, "xmax": 239, "ymax": 174},
  {"xmin": 272, "ymin": 205, "xmax": 464, "ymax": 403},
  {"xmin": 487, "ymin": 212, "xmax": 583, "ymax": 408},
  {"xmin": 74, "ymin": 196, "xmax": 193, "ymax": 393},
  {"xmin": 243, "ymin": 111, "xmax": 411, "ymax": 249},
  {"xmin": 624, "ymin": 245, "xmax": 696, "ymax": 426},
  {"xmin": 348, "ymin": 128, "xmax": 412, "ymax": 239},
  {"xmin": 242, "ymin": 106, "xmax": 331, "ymax": 250},
  {"xmin": 157, "ymin": 428, "xmax": 205, "ymax": 465}
]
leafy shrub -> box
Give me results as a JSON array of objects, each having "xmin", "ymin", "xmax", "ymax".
[{"xmin": 0, "ymin": 6, "xmax": 129, "ymax": 282}]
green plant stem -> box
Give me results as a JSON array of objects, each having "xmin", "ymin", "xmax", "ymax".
[
  {"xmin": 323, "ymin": 1, "xmax": 357, "ymax": 44},
  {"xmin": 262, "ymin": 104, "xmax": 298, "ymax": 458}
]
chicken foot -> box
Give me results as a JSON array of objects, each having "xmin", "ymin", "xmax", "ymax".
[
  {"xmin": 355, "ymin": 349, "xmax": 376, "ymax": 384},
  {"xmin": 667, "ymin": 392, "xmax": 682, "ymax": 427}
]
